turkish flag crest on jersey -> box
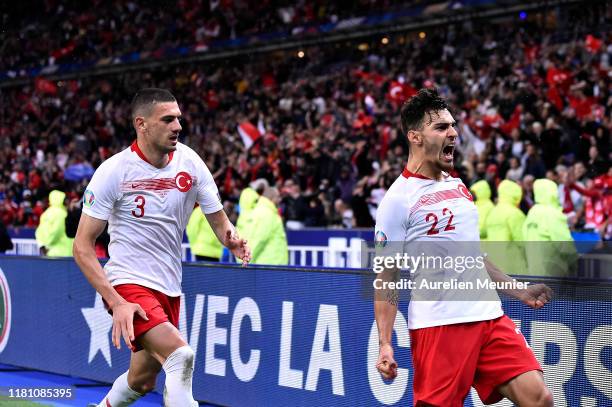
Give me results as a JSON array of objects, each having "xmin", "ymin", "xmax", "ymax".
[
  {"xmin": 458, "ymin": 184, "xmax": 473, "ymax": 201},
  {"xmin": 175, "ymin": 172, "xmax": 193, "ymax": 192}
]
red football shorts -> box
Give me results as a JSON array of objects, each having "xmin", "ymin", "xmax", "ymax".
[
  {"xmin": 105, "ymin": 284, "xmax": 180, "ymax": 352},
  {"xmin": 409, "ymin": 315, "xmax": 542, "ymax": 406}
]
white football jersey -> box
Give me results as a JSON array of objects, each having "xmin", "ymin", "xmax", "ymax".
[
  {"xmin": 82, "ymin": 141, "xmax": 223, "ymax": 296},
  {"xmin": 375, "ymin": 168, "xmax": 503, "ymax": 329}
]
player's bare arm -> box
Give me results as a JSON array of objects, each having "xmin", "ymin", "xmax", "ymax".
[
  {"xmin": 484, "ymin": 258, "xmax": 552, "ymax": 309},
  {"xmin": 73, "ymin": 213, "xmax": 148, "ymax": 350},
  {"xmin": 205, "ymin": 209, "xmax": 252, "ymax": 265},
  {"xmin": 374, "ymin": 268, "xmax": 399, "ymax": 380}
]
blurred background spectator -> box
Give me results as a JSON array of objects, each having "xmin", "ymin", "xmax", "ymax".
[
  {"xmin": 241, "ymin": 186, "xmax": 288, "ymax": 265},
  {"xmin": 0, "ymin": 220, "xmax": 13, "ymax": 253},
  {"xmin": 186, "ymin": 204, "xmax": 223, "ymax": 262},
  {"xmin": 34, "ymin": 190, "xmax": 73, "ymax": 256}
]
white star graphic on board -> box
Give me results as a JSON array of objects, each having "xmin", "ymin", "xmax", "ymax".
[{"xmin": 81, "ymin": 293, "xmax": 113, "ymax": 367}]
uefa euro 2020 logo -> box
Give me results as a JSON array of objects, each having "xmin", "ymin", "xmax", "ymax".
[
  {"xmin": 83, "ymin": 189, "xmax": 95, "ymax": 208},
  {"xmin": 375, "ymin": 230, "xmax": 388, "ymax": 248}
]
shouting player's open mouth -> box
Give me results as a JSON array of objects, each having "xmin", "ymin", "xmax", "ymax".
[
  {"xmin": 441, "ymin": 143, "xmax": 455, "ymax": 163},
  {"xmin": 169, "ymin": 134, "xmax": 179, "ymax": 145}
]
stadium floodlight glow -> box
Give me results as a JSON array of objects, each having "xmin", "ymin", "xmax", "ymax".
[
  {"xmin": 519, "ymin": 11, "xmax": 527, "ymax": 20},
  {"xmin": 297, "ymin": 50, "xmax": 305, "ymax": 58},
  {"xmin": 419, "ymin": 31, "xmax": 426, "ymax": 39},
  {"xmin": 381, "ymin": 37, "xmax": 389, "ymax": 45},
  {"xmin": 358, "ymin": 43, "xmax": 369, "ymax": 51}
]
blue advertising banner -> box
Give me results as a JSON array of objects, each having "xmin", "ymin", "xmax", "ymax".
[{"xmin": 0, "ymin": 256, "xmax": 610, "ymax": 406}]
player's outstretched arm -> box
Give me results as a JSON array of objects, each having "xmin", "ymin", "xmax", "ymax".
[
  {"xmin": 374, "ymin": 269, "xmax": 399, "ymax": 380},
  {"xmin": 484, "ymin": 258, "xmax": 552, "ymax": 309},
  {"xmin": 205, "ymin": 209, "xmax": 252, "ymax": 265},
  {"xmin": 73, "ymin": 213, "xmax": 148, "ymax": 350}
]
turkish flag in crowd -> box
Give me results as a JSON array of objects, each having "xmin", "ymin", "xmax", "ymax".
[
  {"xmin": 237, "ymin": 121, "xmax": 261, "ymax": 149},
  {"xmin": 34, "ymin": 77, "xmax": 58, "ymax": 95},
  {"xmin": 387, "ymin": 81, "xmax": 416, "ymax": 105},
  {"xmin": 51, "ymin": 41, "xmax": 76, "ymax": 60},
  {"xmin": 585, "ymin": 35, "xmax": 602, "ymax": 54}
]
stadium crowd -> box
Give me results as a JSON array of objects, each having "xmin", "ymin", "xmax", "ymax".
[
  {"xmin": 0, "ymin": 2, "xmax": 610, "ymax": 240},
  {"xmin": 2, "ymin": 0, "xmax": 401, "ymax": 73}
]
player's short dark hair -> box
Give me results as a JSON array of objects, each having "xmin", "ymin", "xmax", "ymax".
[
  {"xmin": 400, "ymin": 88, "xmax": 449, "ymax": 135},
  {"xmin": 131, "ymin": 88, "xmax": 176, "ymax": 119}
]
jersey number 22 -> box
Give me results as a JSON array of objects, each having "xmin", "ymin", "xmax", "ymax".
[{"xmin": 425, "ymin": 208, "xmax": 455, "ymax": 235}]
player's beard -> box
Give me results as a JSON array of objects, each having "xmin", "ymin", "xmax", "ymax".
[
  {"xmin": 437, "ymin": 150, "xmax": 454, "ymax": 172},
  {"xmin": 155, "ymin": 133, "xmax": 178, "ymax": 153},
  {"xmin": 166, "ymin": 134, "xmax": 179, "ymax": 151},
  {"xmin": 423, "ymin": 140, "xmax": 454, "ymax": 173}
]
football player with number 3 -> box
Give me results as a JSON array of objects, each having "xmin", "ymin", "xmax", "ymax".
[
  {"xmin": 74, "ymin": 88, "xmax": 251, "ymax": 406},
  {"xmin": 374, "ymin": 89, "xmax": 554, "ymax": 406}
]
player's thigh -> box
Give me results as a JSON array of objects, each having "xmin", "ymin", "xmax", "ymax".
[
  {"xmin": 497, "ymin": 370, "xmax": 553, "ymax": 406},
  {"xmin": 128, "ymin": 349, "xmax": 163, "ymax": 393},
  {"xmin": 139, "ymin": 321, "xmax": 188, "ymax": 364}
]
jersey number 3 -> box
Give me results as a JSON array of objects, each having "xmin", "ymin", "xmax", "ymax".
[
  {"xmin": 425, "ymin": 208, "xmax": 455, "ymax": 235},
  {"xmin": 132, "ymin": 195, "xmax": 146, "ymax": 218}
]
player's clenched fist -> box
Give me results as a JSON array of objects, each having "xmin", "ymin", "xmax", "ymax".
[
  {"xmin": 519, "ymin": 283, "xmax": 553, "ymax": 309},
  {"xmin": 376, "ymin": 343, "xmax": 398, "ymax": 380}
]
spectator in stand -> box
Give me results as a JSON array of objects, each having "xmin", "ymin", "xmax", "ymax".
[
  {"xmin": 470, "ymin": 180, "xmax": 494, "ymax": 240},
  {"xmin": 241, "ymin": 187, "xmax": 288, "ymax": 265},
  {"xmin": 520, "ymin": 175, "xmax": 536, "ymax": 214},
  {"xmin": 0, "ymin": 221, "xmax": 13, "ymax": 253},
  {"xmin": 505, "ymin": 157, "xmax": 524, "ymax": 183},
  {"xmin": 586, "ymin": 146, "xmax": 607, "ymax": 180},
  {"xmin": 540, "ymin": 117, "xmax": 563, "ymax": 170},
  {"xmin": 558, "ymin": 165, "xmax": 585, "ymax": 229},
  {"xmin": 523, "ymin": 179, "xmax": 577, "ymax": 277},
  {"xmin": 35, "ymin": 190, "xmax": 73, "ymax": 256},
  {"xmin": 236, "ymin": 178, "xmax": 267, "ymax": 237},
  {"xmin": 186, "ymin": 205, "xmax": 223, "ymax": 262},
  {"xmin": 280, "ymin": 179, "xmax": 307, "ymax": 230},
  {"xmin": 573, "ymin": 162, "xmax": 589, "ymax": 184},
  {"xmin": 65, "ymin": 188, "xmax": 110, "ymax": 259},
  {"xmin": 522, "ymin": 143, "xmax": 546, "ymax": 179},
  {"xmin": 334, "ymin": 199, "xmax": 354, "ymax": 229},
  {"xmin": 304, "ymin": 194, "xmax": 327, "ymax": 227},
  {"xmin": 485, "ymin": 180, "xmax": 527, "ymax": 274},
  {"xmin": 507, "ymin": 128, "xmax": 525, "ymax": 159},
  {"xmin": 567, "ymin": 167, "xmax": 612, "ymax": 235},
  {"xmin": 351, "ymin": 176, "xmax": 375, "ymax": 228},
  {"xmin": 367, "ymin": 173, "xmax": 390, "ymax": 222},
  {"xmin": 335, "ymin": 165, "xmax": 356, "ymax": 206}
]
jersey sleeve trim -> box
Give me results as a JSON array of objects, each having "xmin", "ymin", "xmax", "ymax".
[{"xmin": 81, "ymin": 208, "xmax": 110, "ymax": 221}]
